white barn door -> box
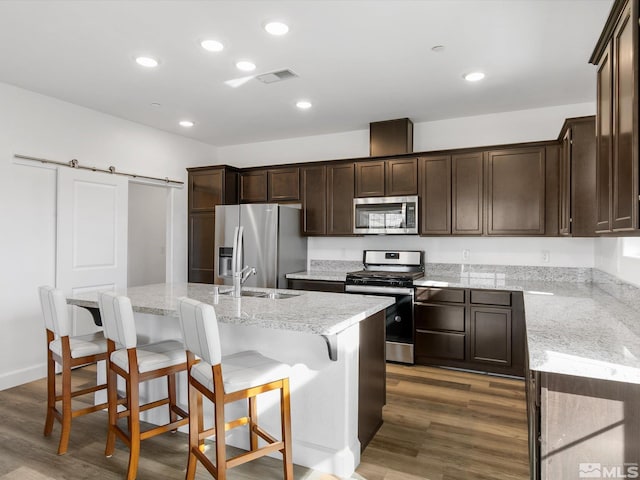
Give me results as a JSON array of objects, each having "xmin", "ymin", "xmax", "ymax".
[{"xmin": 56, "ymin": 168, "xmax": 128, "ymax": 335}]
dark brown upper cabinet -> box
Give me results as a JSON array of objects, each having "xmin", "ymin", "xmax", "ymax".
[
  {"xmin": 267, "ymin": 167, "xmax": 300, "ymax": 202},
  {"xmin": 187, "ymin": 166, "xmax": 239, "ymax": 283},
  {"xmin": 301, "ymin": 165, "xmax": 327, "ymax": 235},
  {"xmin": 355, "ymin": 160, "xmax": 386, "ymax": 197},
  {"xmin": 301, "ymin": 163, "xmax": 355, "ymax": 236},
  {"xmin": 369, "ymin": 118, "xmax": 413, "ymax": 157},
  {"xmin": 559, "ymin": 129, "xmax": 572, "ymax": 235},
  {"xmin": 419, "ymin": 155, "xmax": 451, "ymax": 235},
  {"xmin": 327, "ymin": 163, "xmax": 355, "ymax": 235},
  {"xmin": 559, "ymin": 117, "xmax": 597, "ymax": 237},
  {"xmin": 240, "ymin": 170, "xmax": 268, "ymax": 203},
  {"xmin": 452, "ymin": 152, "xmax": 484, "ymax": 235},
  {"xmin": 591, "ymin": 0, "xmax": 639, "ymax": 233},
  {"xmin": 188, "ymin": 167, "xmax": 238, "ymax": 212},
  {"xmin": 355, "ymin": 158, "xmax": 417, "ymax": 197},
  {"xmin": 485, "ymin": 147, "xmax": 546, "ymax": 236}
]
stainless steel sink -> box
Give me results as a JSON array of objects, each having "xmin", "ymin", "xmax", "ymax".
[
  {"xmin": 218, "ymin": 289, "xmax": 300, "ymax": 299},
  {"xmin": 219, "ymin": 290, "xmax": 266, "ymax": 297},
  {"xmin": 264, "ymin": 292, "xmax": 299, "ymax": 300}
]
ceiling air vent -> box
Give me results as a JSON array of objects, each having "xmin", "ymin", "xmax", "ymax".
[{"xmin": 255, "ymin": 69, "xmax": 298, "ymax": 84}]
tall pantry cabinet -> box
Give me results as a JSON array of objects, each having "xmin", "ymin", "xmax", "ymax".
[{"xmin": 590, "ymin": 0, "xmax": 639, "ymax": 233}]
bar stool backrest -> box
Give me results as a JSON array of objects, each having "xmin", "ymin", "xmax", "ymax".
[
  {"xmin": 38, "ymin": 286, "xmax": 72, "ymax": 337},
  {"xmin": 98, "ymin": 291, "xmax": 137, "ymax": 349},
  {"xmin": 177, "ymin": 297, "xmax": 222, "ymax": 366}
]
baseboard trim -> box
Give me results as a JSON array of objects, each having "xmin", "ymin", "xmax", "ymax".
[{"xmin": 0, "ymin": 363, "xmax": 46, "ymax": 391}]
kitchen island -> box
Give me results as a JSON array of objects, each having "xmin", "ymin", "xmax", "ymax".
[{"xmin": 67, "ymin": 283, "xmax": 394, "ymax": 478}]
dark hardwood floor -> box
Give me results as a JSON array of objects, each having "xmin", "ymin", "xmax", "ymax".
[{"xmin": 0, "ymin": 363, "xmax": 528, "ymax": 480}]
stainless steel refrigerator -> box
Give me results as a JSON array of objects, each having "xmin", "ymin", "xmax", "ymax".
[{"xmin": 214, "ymin": 204, "xmax": 307, "ymax": 288}]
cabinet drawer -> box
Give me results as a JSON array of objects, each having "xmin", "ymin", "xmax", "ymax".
[
  {"xmin": 415, "ymin": 331, "xmax": 465, "ymax": 360},
  {"xmin": 416, "ymin": 287, "xmax": 465, "ymax": 303},
  {"xmin": 470, "ymin": 290, "xmax": 511, "ymax": 306},
  {"xmin": 414, "ymin": 304, "xmax": 465, "ymax": 332}
]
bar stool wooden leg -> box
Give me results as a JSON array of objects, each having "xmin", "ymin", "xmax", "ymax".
[
  {"xmin": 105, "ymin": 361, "xmax": 118, "ymax": 457},
  {"xmin": 127, "ymin": 371, "xmax": 141, "ymax": 480},
  {"xmin": 280, "ymin": 379, "xmax": 294, "ymax": 480},
  {"xmin": 168, "ymin": 373, "xmax": 178, "ymax": 429},
  {"xmin": 185, "ymin": 379, "xmax": 199, "ymax": 480},
  {"xmin": 249, "ymin": 396, "xmax": 258, "ymax": 451},
  {"xmin": 57, "ymin": 359, "xmax": 73, "ymax": 455},
  {"xmin": 214, "ymin": 399, "xmax": 227, "ymax": 480},
  {"xmin": 43, "ymin": 343, "xmax": 55, "ymax": 437}
]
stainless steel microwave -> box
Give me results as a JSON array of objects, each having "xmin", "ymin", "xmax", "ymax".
[{"xmin": 353, "ymin": 195, "xmax": 419, "ymax": 234}]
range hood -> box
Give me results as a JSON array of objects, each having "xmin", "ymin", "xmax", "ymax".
[{"xmin": 369, "ymin": 118, "xmax": 414, "ymax": 157}]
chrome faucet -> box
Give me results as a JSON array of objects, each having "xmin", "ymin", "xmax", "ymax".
[{"xmin": 232, "ymin": 265, "xmax": 256, "ymax": 298}]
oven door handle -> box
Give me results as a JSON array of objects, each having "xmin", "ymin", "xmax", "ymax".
[{"xmin": 345, "ymin": 285, "xmax": 414, "ymax": 296}]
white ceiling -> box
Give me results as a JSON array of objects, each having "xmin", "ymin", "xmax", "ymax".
[{"xmin": 0, "ymin": 0, "xmax": 613, "ymax": 146}]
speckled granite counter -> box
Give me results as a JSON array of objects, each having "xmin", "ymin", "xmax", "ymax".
[{"xmin": 67, "ymin": 282, "xmax": 394, "ymax": 336}]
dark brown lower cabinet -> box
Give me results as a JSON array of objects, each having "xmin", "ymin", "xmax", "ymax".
[
  {"xmin": 287, "ymin": 278, "xmax": 345, "ymax": 293},
  {"xmin": 414, "ymin": 287, "xmax": 524, "ymax": 376}
]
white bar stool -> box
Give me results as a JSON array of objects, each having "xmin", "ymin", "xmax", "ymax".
[
  {"xmin": 38, "ymin": 285, "xmax": 109, "ymax": 455},
  {"xmin": 176, "ymin": 296, "xmax": 294, "ymax": 480},
  {"xmin": 98, "ymin": 291, "xmax": 188, "ymax": 480}
]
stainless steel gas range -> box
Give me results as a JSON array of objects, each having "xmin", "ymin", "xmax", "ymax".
[{"xmin": 344, "ymin": 250, "xmax": 424, "ymax": 364}]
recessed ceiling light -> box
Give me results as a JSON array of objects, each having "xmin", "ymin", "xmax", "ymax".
[
  {"xmin": 464, "ymin": 71, "xmax": 485, "ymax": 82},
  {"xmin": 201, "ymin": 39, "xmax": 224, "ymax": 52},
  {"xmin": 236, "ymin": 60, "xmax": 256, "ymax": 72},
  {"xmin": 179, "ymin": 120, "xmax": 195, "ymax": 128},
  {"xmin": 296, "ymin": 100, "xmax": 312, "ymax": 110},
  {"xmin": 431, "ymin": 45, "xmax": 445, "ymax": 53},
  {"xmin": 135, "ymin": 56, "xmax": 159, "ymax": 68},
  {"xmin": 264, "ymin": 21, "xmax": 289, "ymax": 36}
]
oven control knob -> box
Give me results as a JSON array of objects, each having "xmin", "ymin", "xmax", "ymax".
[{"xmin": 394, "ymin": 315, "xmax": 402, "ymax": 323}]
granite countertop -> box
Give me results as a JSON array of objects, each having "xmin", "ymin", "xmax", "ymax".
[{"xmin": 67, "ymin": 283, "xmax": 394, "ymax": 337}]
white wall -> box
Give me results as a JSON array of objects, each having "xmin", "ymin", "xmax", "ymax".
[
  {"xmin": 128, "ymin": 183, "xmax": 168, "ymax": 287},
  {"xmin": 0, "ymin": 82, "xmax": 216, "ymax": 389},
  {"xmin": 219, "ymin": 102, "xmax": 597, "ymax": 267},
  {"xmin": 594, "ymin": 238, "xmax": 640, "ymax": 287},
  {"xmin": 217, "ymin": 102, "xmax": 596, "ymax": 168},
  {"xmin": 309, "ymin": 236, "xmax": 595, "ymax": 268}
]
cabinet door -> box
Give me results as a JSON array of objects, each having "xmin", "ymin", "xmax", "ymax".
[
  {"xmin": 327, "ymin": 163, "xmax": 355, "ymax": 235},
  {"xmin": 486, "ymin": 147, "xmax": 546, "ymax": 235},
  {"xmin": 559, "ymin": 130, "xmax": 572, "ymax": 235},
  {"xmin": 188, "ymin": 213, "xmax": 215, "ymax": 283},
  {"xmin": 355, "ymin": 160, "xmax": 385, "ymax": 197},
  {"xmin": 240, "ymin": 170, "xmax": 268, "ymax": 203},
  {"xmin": 612, "ymin": 4, "xmax": 638, "ymax": 231},
  {"xmin": 189, "ymin": 170, "xmax": 224, "ymax": 212},
  {"xmin": 419, "ymin": 155, "xmax": 451, "ymax": 235},
  {"xmin": 268, "ymin": 167, "xmax": 300, "ymax": 202},
  {"xmin": 596, "ymin": 44, "xmax": 614, "ymax": 233},
  {"xmin": 385, "ymin": 158, "xmax": 417, "ymax": 196},
  {"xmin": 452, "ymin": 152, "xmax": 483, "ymax": 235},
  {"xmin": 568, "ymin": 118, "xmax": 597, "ymax": 237},
  {"xmin": 470, "ymin": 306, "xmax": 512, "ymax": 366},
  {"xmin": 301, "ymin": 165, "xmax": 326, "ymax": 235}
]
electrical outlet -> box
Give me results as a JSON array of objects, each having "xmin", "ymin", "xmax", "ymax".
[
  {"xmin": 542, "ymin": 250, "xmax": 550, "ymax": 263},
  {"xmin": 462, "ymin": 249, "xmax": 470, "ymax": 261}
]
